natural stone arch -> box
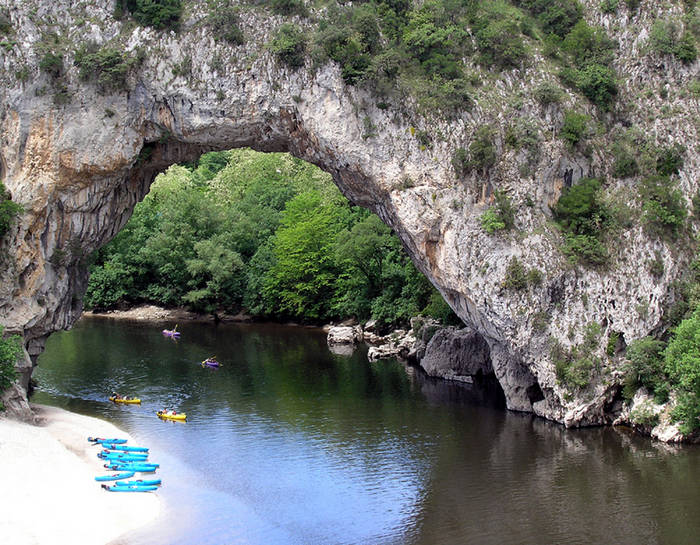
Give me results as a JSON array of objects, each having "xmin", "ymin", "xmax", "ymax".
[
  {"xmin": 0, "ymin": 76, "xmax": 542, "ymax": 418},
  {"xmin": 1, "ymin": 1, "xmax": 694, "ymax": 426}
]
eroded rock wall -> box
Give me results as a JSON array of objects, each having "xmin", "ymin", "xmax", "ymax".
[{"xmin": 0, "ymin": 1, "xmax": 698, "ymax": 425}]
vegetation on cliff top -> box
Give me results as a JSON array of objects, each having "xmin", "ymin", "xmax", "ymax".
[{"xmin": 85, "ymin": 150, "xmax": 459, "ymax": 329}]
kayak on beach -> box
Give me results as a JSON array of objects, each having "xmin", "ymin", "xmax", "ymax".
[
  {"xmin": 114, "ymin": 478, "xmax": 162, "ymax": 487},
  {"xmin": 94, "ymin": 471, "xmax": 136, "ymax": 482},
  {"xmin": 97, "ymin": 449, "xmax": 148, "ymax": 458},
  {"xmin": 99, "ymin": 453, "xmax": 149, "ymax": 462},
  {"xmin": 101, "ymin": 484, "xmax": 159, "ymax": 492},
  {"xmin": 157, "ymin": 410, "xmax": 187, "ymax": 421},
  {"xmin": 102, "ymin": 444, "xmax": 149, "ymax": 452},
  {"xmin": 88, "ymin": 437, "xmax": 128, "ymax": 444},
  {"xmin": 104, "ymin": 462, "xmax": 159, "ymax": 472}
]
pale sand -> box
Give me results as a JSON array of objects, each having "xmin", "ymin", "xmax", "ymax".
[{"xmin": 0, "ymin": 404, "xmax": 160, "ymax": 545}]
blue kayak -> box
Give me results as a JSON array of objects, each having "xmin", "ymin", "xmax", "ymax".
[
  {"xmin": 101, "ymin": 484, "xmax": 158, "ymax": 492},
  {"xmin": 102, "ymin": 444, "xmax": 149, "ymax": 453},
  {"xmin": 104, "ymin": 462, "xmax": 159, "ymax": 472},
  {"xmin": 99, "ymin": 452, "xmax": 148, "ymax": 461},
  {"xmin": 114, "ymin": 478, "xmax": 161, "ymax": 487},
  {"xmin": 88, "ymin": 437, "xmax": 127, "ymax": 444},
  {"xmin": 99, "ymin": 456, "xmax": 149, "ymax": 464},
  {"xmin": 100, "ymin": 449, "xmax": 147, "ymax": 457},
  {"xmin": 94, "ymin": 471, "xmax": 135, "ymax": 482}
]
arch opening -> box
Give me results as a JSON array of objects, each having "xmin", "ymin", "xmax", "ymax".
[{"xmin": 81, "ymin": 146, "xmax": 461, "ymax": 333}]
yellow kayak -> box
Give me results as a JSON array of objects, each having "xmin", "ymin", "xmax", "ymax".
[
  {"xmin": 109, "ymin": 396, "xmax": 141, "ymax": 404},
  {"xmin": 157, "ymin": 411, "xmax": 187, "ymax": 421}
]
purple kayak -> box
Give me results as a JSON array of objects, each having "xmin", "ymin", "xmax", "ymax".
[{"xmin": 201, "ymin": 358, "xmax": 220, "ymax": 368}]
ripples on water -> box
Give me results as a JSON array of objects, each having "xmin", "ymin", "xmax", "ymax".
[{"xmin": 33, "ymin": 318, "xmax": 700, "ymax": 545}]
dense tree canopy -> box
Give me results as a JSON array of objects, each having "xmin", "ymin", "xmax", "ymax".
[{"xmin": 85, "ymin": 150, "xmax": 459, "ymax": 329}]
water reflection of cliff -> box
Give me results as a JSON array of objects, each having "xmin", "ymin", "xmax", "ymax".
[
  {"xmin": 405, "ymin": 363, "xmax": 506, "ymax": 410},
  {"xmin": 410, "ymin": 391, "xmax": 700, "ymax": 545}
]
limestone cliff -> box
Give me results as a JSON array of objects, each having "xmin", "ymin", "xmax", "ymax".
[{"xmin": 0, "ymin": 0, "xmax": 698, "ymax": 427}]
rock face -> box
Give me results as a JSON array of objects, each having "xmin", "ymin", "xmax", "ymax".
[
  {"xmin": 326, "ymin": 325, "xmax": 363, "ymax": 346},
  {"xmin": 0, "ymin": 1, "xmax": 698, "ymax": 426},
  {"xmin": 419, "ymin": 328, "xmax": 492, "ymax": 384}
]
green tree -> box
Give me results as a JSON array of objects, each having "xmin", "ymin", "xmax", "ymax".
[
  {"xmin": 0, "ymin": 181, "xmax": 22, "ymax": 238},
  {"xmin": 270, "ymin": 23, "xmax": 307, "ymax": 68},
  {"xmin": 262, "ymin": 191, "xmax": 347, "ymax": 321},
  {"xmin": 639, "ymin": 175, "xmax": 686, "ymax": 238},
  {"xmin": 0, "ymin": 326, "xmax": 22, "ymax": 400},
  {"xmin": 664, "ymin": 309, "xmax": 700, "ymax": 432},
  {"xmin": 115, "ymin": 0, "xmax": 182, "ymax": 30},
  {"xmin": 623, "ymin": 337, "xmax": 668, "ymax": 401},
  {"xmin": 553, "ymin": 177, "xmax": 611, "ymax": 265},
  {"xmin": 468, "ymin": 126, "xmax": 497, "ymax": 173},
  {"xmin": 560, "ymin": 110, "xmax": 589, "ymax": 148},
  {"xmin": 333, "ymin": 214, "xmax": 397, "ymax": 319}
]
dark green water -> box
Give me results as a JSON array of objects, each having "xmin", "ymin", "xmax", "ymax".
[{"xmin": 34, "ymin": 318, "xmax": 700, "ymax": 545}]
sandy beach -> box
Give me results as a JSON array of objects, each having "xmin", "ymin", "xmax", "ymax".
[{"xmin": 0, "ymin": 404, "xmax": 160, "ymax": 545}]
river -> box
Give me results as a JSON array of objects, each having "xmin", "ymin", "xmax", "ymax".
[{"xmin": 32, "ymin": 317, "xmax": 700, "ymax": 545}]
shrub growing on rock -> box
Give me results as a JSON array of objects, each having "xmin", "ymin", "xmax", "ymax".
[
  {"xmin": 480, "ymin": 208, "xmax": 506, "ymax": 234},
  {"xmin": 656, "ymin": 144, "xmax": 685, "ymax": 176},
  {"xmin": 0, "ymin": 325, "xmax": 22, "ymax": 400},
  {"xmin": 474, "ymin": 11, "xmax": 527, "ymax": 69},
  {"xmin": 552, "ymin": 322, "xmax": 601, "ymax": 390},
  {"xmin": 208, "ymin": 3, "xmax": 245, "ymax": 45},
  {"xmin": 639, "ymin": 175, "xmax": 687, "ymax": 238},
  {"xmin": 467, "ymin": 126, "xmax": 497, "ymax": 174},
  {"xmin": 39, "ymin": 52, "xmax": 64, "ymax": 80},
  {"xmin": 271, "ymin": 0, "xmax": 307, "ymax": 17},
  {"xmin": 270, "ymin": 23, "xmax": 306, "ymax": 68},
  {"xmin": 622, "ymin": 337, "xmax": 669, "ymax": 401},
  {"xmin": 514, "ymin": 0, "xmax": 583, "ymax": 38},
  {"xmin": 74, "ymin": 45, "xmax": 135, "ymax": 91},
  {"xmin": 503, "ymin": 256, "xmax": 528, "ymax": 290},
  {"xmin": 0, "ymin": 181, "xmax": 22, "ymax": 239},
  {"xmin": 0, "ymin": 9, "xmax": 12, "ymax": 35},
  {"xmin": 534, "ymin": 81, "xmax": 564, "ymax": 106},
  {"xmin": 115, "ymin": 0, "xmax": 183, "ymax": 30},
  {"xmin": 552, "ymin": 177, "xmax": 611, "ymax": 265},
  {"xmin": 560, "ymin": 110, "xmax": 589, "ymax": 149}
]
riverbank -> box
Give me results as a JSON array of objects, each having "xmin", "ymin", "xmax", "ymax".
[
  {"xmin": 0, "ymin": 404, "xmax": 160, "ymax": 545},
  {"xmin": 83, "ymin": 304, "xmax": 226, "ymax": 323}
]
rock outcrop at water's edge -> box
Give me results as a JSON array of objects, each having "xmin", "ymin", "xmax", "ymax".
[{"xmin": 0, "ymin": 1, "xmax": 698, "ymax": 433}]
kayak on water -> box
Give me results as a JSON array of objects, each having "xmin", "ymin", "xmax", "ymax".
[
  {"xmin": 102, "ymin": 444, "xmax": 149, "ymax": 452},
  {"xmin": 109, "ymin": 396, "xmax": 141, "ymax": 404},
  {"xmin": 162, "ymin": 328, "xmax": 180, "ymax": 338},
  {"xmin": 94, "ymin": 471, "xmax": 135, "ymax": 482},
  {"xmin": 101, "ymin": 484, "xmax": 158, "ymax": 492},
  {"xmin": 88, "ymin": 437, "xmax": 127, "ymax": 444},
  {"xmin": 114, "ymin": 478, "xmax": 161, "ymax": 487},
  {"xmin": 201, "ymin": 357, "xmax": 220, "ymax": 368},
  {"xmin": 157, "ymin": 410, "xmax": 187, "ymax": 421}
]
